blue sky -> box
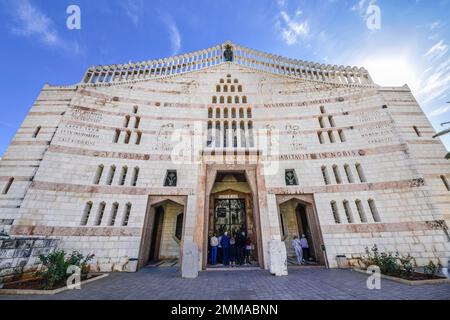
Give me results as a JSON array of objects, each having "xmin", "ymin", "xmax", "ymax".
[{"xmin": 0, "ymin": 0, "xmax": 449, "ymax": 156}]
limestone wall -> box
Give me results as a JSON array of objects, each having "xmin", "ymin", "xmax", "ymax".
[{"xmin": 0, "ymin": 60, "xmax": 448, "ymax": 273}]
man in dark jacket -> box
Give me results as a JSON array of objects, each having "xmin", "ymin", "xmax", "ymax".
[
  {"xmin": 220, "ymin": 232, "xmax": 230, "ymax": 266},
  {"xmin": 236, "ymin": 231, "xmax": 247, "ymax": 265}
]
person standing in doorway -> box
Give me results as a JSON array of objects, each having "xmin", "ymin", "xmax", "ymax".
[
  {"xmin": 236, "ymin": 231, "xmax": 246, "ymax": 266},
  {"xmin": 229, "ymin": 235, "xmax": 237, "ymax": 267},
  {"xmin": 217, "ymin": 234, "xmax": 223, "ymax": 264},
  {"xmin": 221, "ymin": 232, "xmax": 230, "ymax": 266},
  {"xmin": 292, "ymin": 235, "xmax": 303, "ymax": 265},
  {"xmin": 301, "ymin": 234, "xmax": 310, "ymax": 262},
  {"xmin": 210, "ymin": 233, "xmax": 219, "ymax": 265},
  {"xmin": 245, "ymin": 237, "xmax": 252, "ymax": 265}
]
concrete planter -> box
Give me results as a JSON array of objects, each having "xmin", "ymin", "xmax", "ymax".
[
  {"xmin": 0, "ymin": 273, "xmax": 109, "ymax": 295},
  {"xmin": 353, "ymin": 268, "xmax": 450, "ymax": 286}
]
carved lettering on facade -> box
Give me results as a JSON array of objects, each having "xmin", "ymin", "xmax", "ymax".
[{"xmin": 70, "ymin": 107, "xmax": 103, "ymax": 123}]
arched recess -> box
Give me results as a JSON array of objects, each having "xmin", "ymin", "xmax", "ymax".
[
  {"xmin": 275, "ymin": 194, "xmax": 328, "ymax": 267},
  {"xmin": 138, "ymin": 195, "xmax": 188, "ymax": 269},
  {"xmin": 202, "ymin": 165, "xmax": 264, "ymax": 270}
]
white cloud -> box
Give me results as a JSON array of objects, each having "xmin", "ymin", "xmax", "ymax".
[
  {"xmin": 277, "ymin": 10, "xmax": 310, "ymax": 45},
  {"xmin": 7, "ymin": 0, "xmax": 80, "ymax": 53},
  {"xmin": 424, "ymin": 40, "xmax": 449, "ymax": 60},
  {"xmin": 120, "ymin": 0, "xmax": 144, "ymax": 26},
  {"xmin": 352, "ymin": 0, "xmax": 376, "ymax": 17},
  {"xmin": 428, "ymin": 106, "xmax": 450, "ymax": 118},
  {"xmin": 161, "ymin": 14, "xmax": 181, "ymax": 56}
]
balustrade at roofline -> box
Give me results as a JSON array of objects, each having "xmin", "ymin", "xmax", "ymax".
[{"xmin": 80, "ymin": 41, "xmax": 374, "ymax": 87}]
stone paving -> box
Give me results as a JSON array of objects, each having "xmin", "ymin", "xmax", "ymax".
[{"xmin": 1, "ymin": 267, "xmax": 449, "ymax": 300}]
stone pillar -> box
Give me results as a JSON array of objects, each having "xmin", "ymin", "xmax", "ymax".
[
  {"xmin": 181, "ymin": 241, "xmax": 199, "ymax": 279},
  {"xmin": 268, "ymin": 238, "xmax": 288, "ymax": 276}
]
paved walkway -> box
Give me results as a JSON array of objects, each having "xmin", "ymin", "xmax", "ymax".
[{"xmin": 1, "ymin": 268, "xmax": 449, "ymax": 300}]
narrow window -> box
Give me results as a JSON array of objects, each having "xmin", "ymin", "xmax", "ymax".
[
  {"xmin": 235, "ymin": 96, "xmax": 239, "ymax": 104},
  {"xmin": 81, "ymin": 202, "xmax": 93, "ymax": 226},
  {"xmin": 175, "ymin": 213, "xmax": 184, "ymax": 241},
  {"xmin": 131, "ymin": 167, "xmax": 139, "ymax": 186},
  {"xmin": 216, "ymin": 108, "xmax": 221, "ymax": 118},
  {"xmin": 122, "ymin": 203, "xmax": 132, "ymax": 226},
  {"xmin": 318, "ymin": 132, "xmax": 325, "ymax": 144},
  {"xmin": 318, "ymin": 116, "xmax": 325, "ymax": 128},
  {"xmin": 106, "ymin": 166, "xmax": 116, "ymax": 185},
  {"xmin": 338, "ymin": 129, "xmax": 346, "ymax": 142},
  {"xmin": 247, "ymin": 108, "xmax": 252, "ymax": 118},
  {"xmin": 33, "ymin": 126, "xmax": 41, "ymax": 138},
  {"xmin": 242, "ymin": 96, "xmax": 247, "ymax": 104},
  {"xmin": 320, "ymin": 106, "xmax": 326, "ymax": 114},
  {"xmin": 216, "ymin": 85, "xmax": 221, "ymax": 93},
  {"xmin": 93, "ymin": 165, "xmax": 104, "ymax": 185},
  {"xmin": 321, "ymin": 166, "xmax": 331, "ymax": 185},
  {"xmin": 285, "ymin": 169, "xmax": 298, "ymax": 186},
  {"xmin": 239, "ymin": 108, "xmax": 244, "ymax": 118},
  {"xmin": 113, "ymin": 129, "xmax": 120, "ymax": 143},
  {"xmin": 164, "ymin": 170, "xmax": 178, "ymax": 187},
  {"xmin": 109, "ymin": 203, "xmax": 119, "ymax": 226},
  {"xmin": 333, "ymin": 165, "xmax": 342, "ymax": 184},
  {"xmin": 223, "ymin": 85, "xmax": 228, "ymax": 93},
  {"xmin": 234, "ymin": 79, "xmax": 238, "ymax": 83},
  {"xmin": 248, "ymin": 121, "xmax": 254, "ymax": 147},
  {"xmin": 232, "ymin": 108, "xmax": 236, "ymax": 118},
  {"xmin": 328, "ymin": 116, "xmax": 335, "ymax": 127},
  {"xmin": 134, "ymin": 117, "xmax": 141, "ymax": 129},
  {"xmin": 119, "ymin": 166, "xmax": 128, "ymax": 186},
  {"xmin": 440, "ymin": 175, "xmax": 450, "ymax": 191},
  {"xmin": 208, "ymin": 108, "xmax": 213, "ymax": 118},
  {"xmin": 2, "ymin": 177, "xmax": 14, "ymax": 195},
  {"xmin": 328, "ymin": 131, "xmax": 335, "ymax": 143},
  {"xmin": 124, "ymin": 115, "xmax": 130, "ymax": 128},
  {"xmin": 220, "ymin": 79, "xmax": 224, "ymax": 84},
  {"xmin": 413, "ymin": 126, "xmax": 422, "ymax": 137},
  {"xmin": 232, "ymin": 122, "xmax": 238, "ymax": 148},
  {"xmin": 344, "ymin": 164, "xmax": 354, "ymax": 183},
  {"xmin": 133, "ymin": 106, "xmax": 138, "ymax": 114},
  {"xmin": 355, "ymin": 163, "xmax": 367, "ymax": 183},
  {"xmin": 220, "ymin": 96, "xmax": 225, "ymax": 104},
  {"xmin": 95, "ymin": 202, "xmax": 106, "ymax": 226},
  {"xmin": 227, "ymin": 96, "xmax": 232, "ymax": 104},
  {"xmin": 343, "ymin": 200, "xmax": 354, "ymax": 223},
  {"xmin": 135, "ymin": 131, "xmax": 142, "ymax": 145},
  {"xmin": 238, "ymin": 85, "xmax": 242, "ymax": 92},
  {"xmin": 212, "ymin": 96, "xmax": 217, "ymax": 104},
  {"xmin": 124, "ymin": 131, "xmax": 131, "ymax": 144},
  {"xmin": 231, "ymin": 85, "xmax": 235, "ymax": 93},
  {"xmin": 355, "ymin": 200, "xmax": 367, "ymax": 223},
  {"xmin": 368, "ymin": 199, "xmax": 381, "ymax": 222},
  {"xmin": 330, "ymin": 201, "xmax": 341, "ymax": 224}
]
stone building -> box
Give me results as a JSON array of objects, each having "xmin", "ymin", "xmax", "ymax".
[{"xmin": 1, "ymin": 41, "xmax": 449, "ymax": 277}]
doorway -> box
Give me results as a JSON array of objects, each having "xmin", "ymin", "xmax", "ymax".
[
  {"xmin": 138, "ymin": 197, "xmax": 186, "ymax": 269},
  {"xmin": 278, "ymin": 196, "xmax": 327, "ymax": 266},
  {"xmin": 214, "ymin": 199, "xmax": 247, "ymax": 236}
]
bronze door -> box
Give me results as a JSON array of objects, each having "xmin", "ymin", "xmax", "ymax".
[{"xmin": 214, "ymin": 199, "xmax": 246, "ymax": 236}]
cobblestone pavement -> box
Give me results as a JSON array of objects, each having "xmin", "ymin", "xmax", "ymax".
[{"xmin": 1, "ymin": 267, "xmax": 449, "ymax": 300}]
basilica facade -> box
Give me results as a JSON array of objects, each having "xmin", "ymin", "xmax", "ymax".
[{"xmin": 1, "ymin": 41, "xmax": 449, "ymax": 277}]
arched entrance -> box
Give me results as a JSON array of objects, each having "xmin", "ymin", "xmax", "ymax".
[
  {"xmin": 278, "ymin": 195, "xmax": 328, "ymax": 266},
  {"xmin": 138, "ymin": 196, "xmax": 187, "ymax": 269},
  {"xmin": 203, "ymin": 167, "xmax": 263, "ymax": 269}
]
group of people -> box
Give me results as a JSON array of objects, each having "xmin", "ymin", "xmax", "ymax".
[
  {"xmin": 209, "ymin": 232, "xmax": 252, "ymax": 267},
  {"xmin": 292, "ymin": 234, "xmax": 310, "ymax": 265}
]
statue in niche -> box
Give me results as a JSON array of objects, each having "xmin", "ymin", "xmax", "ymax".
[
  {"xmin": 154, "ymin": 123, "xmax": 174, "ymax": 151},
  {"xmin": 286, "ymin": 124, "xmax": 304, "ymax": 150},
  {"xmin": 223, "ymin": 45, "xmax": 233, "ymax": 62},
  {"xmin": 265, "ymin": 124, "xmax": 276, "ymax": 150}
]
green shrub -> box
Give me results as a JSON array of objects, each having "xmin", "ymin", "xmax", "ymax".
[
  {"xmin": 423, "ymin": 260, "xmax": 442, "ymax": 278},
  {"xmin": 36, "ymin": 250, "xmax": 95, "ymax": 290},
  {"xmin": 359, "ymin": 245, "xmax": 416, "ymax": 277}
]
